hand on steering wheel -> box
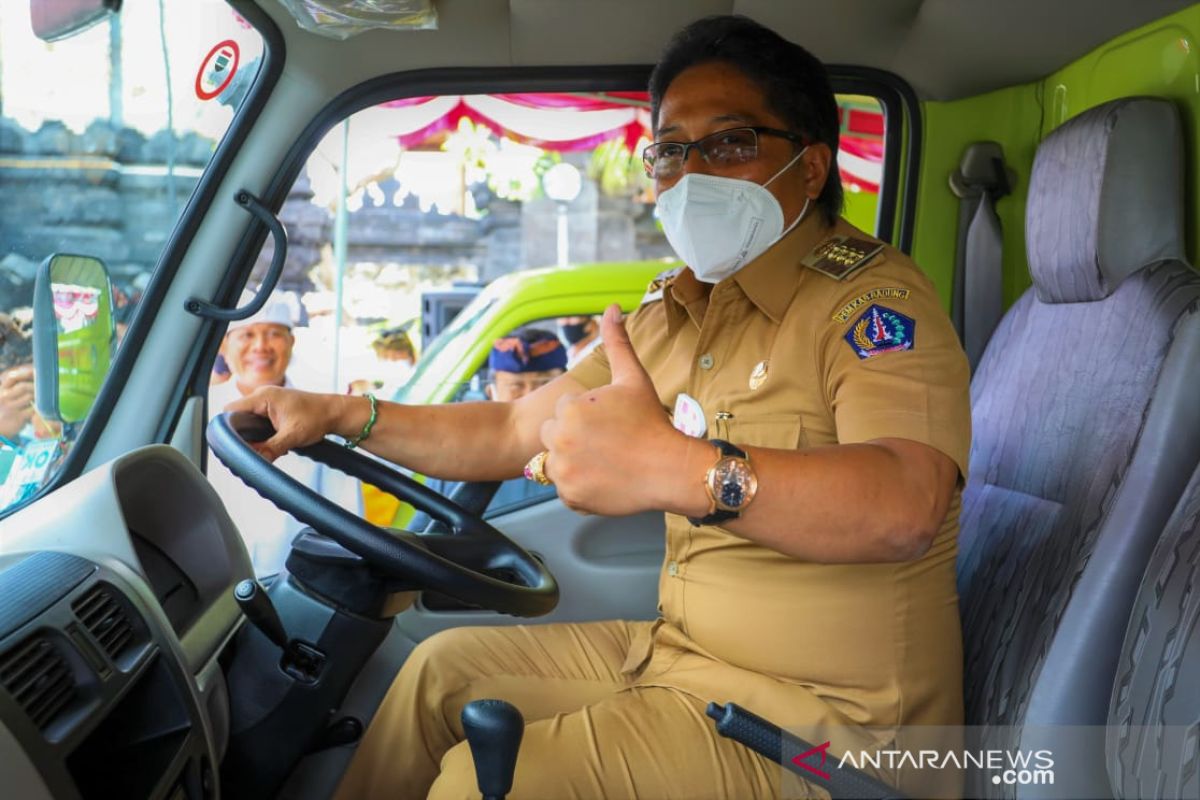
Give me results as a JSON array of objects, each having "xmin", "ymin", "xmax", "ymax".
[{"xmin": 206, "ymin": 411, "xmax": 558, "ymax": 617}]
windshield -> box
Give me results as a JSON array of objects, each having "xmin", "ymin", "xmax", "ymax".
[{"xmin": 0, "ymin": 0, "xmax": 263, "ymax": 513}]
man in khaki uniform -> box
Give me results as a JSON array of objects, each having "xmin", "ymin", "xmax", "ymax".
[{"xmin": 231, "ymin": 15, "xmax": 969, "ymax": 800}]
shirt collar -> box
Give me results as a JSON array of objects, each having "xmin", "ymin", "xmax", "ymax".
[
  {"xmin": 662, "ymin": 269, "xmax": 706, "ymax": 334},
  {"xmin": 663, "ymin": 211, "xmax": 833, "ymax": 331},
  {"xmin": 733, "ymin": 211, "xmax": 831, "ymax": 323}
]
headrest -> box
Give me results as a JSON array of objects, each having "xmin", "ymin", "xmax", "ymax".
[{"xmin": 1026, "ymin": 97, "xmax": 1186, "ymax": 303}]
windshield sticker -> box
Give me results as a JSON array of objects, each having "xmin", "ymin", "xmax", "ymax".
[
  {"xmin": 195, "ymin": 40, "xmax": 240, "ymax": 101},
  {"xmin": 845, "ymin": 304, "xmax": 915, "ymax": 359}
]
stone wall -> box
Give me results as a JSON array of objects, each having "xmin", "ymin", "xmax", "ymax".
[
  {"xmin": 0, "ymin": 118, "xmax": 210, "ymax": 307},
  {"xmin": 0, "ymin": 116, "xmax": 669, "ymax": 313}
]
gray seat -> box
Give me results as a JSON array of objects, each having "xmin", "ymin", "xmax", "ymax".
[
  {"xmin": 957, "ymin": 97, "xmax": 1200, "ymax": 798},
  {"xmin": 1107, "ymin": 463, "xmax": 1200, "ymax": 800}
]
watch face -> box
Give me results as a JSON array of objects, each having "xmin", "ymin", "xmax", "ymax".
[
  {"xmin": 719, "ymin": 479, "xmax": 746, "ymax": 508},
  {"xmin": 712, "ymin": 458, "xmax": 756, "ymax": 511}
]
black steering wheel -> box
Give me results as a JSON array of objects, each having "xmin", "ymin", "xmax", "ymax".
[{"xmin": 206, "ymin": 411, "xmax": 559, "ymax": 617}]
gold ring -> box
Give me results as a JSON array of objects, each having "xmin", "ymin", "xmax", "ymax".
[{"xmin": 523, "ymin": 450, "xmax": 553, "ymax": 486}]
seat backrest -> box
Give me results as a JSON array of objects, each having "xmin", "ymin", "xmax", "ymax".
[
  {"xmin": 1107, "ymin": 463, "xmax": 1200, "ymax": 799},
  {"xmin": 956, "ymin": 97, "xmax": 1200, "ymax": 798}
]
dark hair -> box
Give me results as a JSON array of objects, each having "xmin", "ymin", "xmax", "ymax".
[{"xmin": 649, "ymin": 15, "xmax": 843, "ymax": 225}]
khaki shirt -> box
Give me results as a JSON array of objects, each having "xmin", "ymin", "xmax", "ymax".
[{"xmin": 569, "ymin": 214, "xmax": 970, "ymax": 752}]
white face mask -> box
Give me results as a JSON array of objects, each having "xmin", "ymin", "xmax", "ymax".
[{"xmin": 655, "ymin": 147, "xmax": 811, "ymax": 284}]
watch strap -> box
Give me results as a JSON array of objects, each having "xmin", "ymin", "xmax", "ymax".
[{"xmin": 710, "ymin": 439, "xmax": 746, "ymax": 459}]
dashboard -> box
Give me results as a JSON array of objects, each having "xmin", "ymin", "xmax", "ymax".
[{"xmin": 0, "ymin": 446, "xmax": 252, "ymax": 800}]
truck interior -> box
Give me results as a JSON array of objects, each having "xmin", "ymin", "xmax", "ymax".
[{"xmin": 2, "ymin": 1, "xmax": 1200, "ymax": 799}]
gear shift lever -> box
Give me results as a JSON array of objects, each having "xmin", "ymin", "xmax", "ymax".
[{"xmin": 461, "ymin": 699, "xmax": 524, "ymax": 800}]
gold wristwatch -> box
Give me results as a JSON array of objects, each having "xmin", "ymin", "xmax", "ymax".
[{"xmin": 686, "ymin": 439, "xmax": 758, "ymax": 526}]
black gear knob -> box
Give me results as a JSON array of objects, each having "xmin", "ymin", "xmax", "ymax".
[{"xmin": 461, "ymin": 699, "xmax": 524, "ymax": 800}]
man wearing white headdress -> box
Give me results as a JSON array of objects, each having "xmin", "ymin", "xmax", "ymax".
[{"xmin": 207, "ymin": 296, "xmax": 362, "ymax": 575}]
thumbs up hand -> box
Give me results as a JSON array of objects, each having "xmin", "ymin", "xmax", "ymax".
[
  {"xmin": 538, "ymin": 305, "xmax": 695, "ymax": 516},
  {"xmin": 601, "ymin": 302, "xmax": 657, "ymax": 393}
]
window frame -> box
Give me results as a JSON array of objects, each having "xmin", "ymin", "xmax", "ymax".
[{"xmin": 831, "ymin": 65, "xmax": 922, "ymax": 252}]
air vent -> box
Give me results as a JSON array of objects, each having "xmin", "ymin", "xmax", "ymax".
[
  {"xmin": 0, "ymin": 636, "xmax": 76, "ymax": 730},
  {"xmin": 72, "ymin": 585, "xmax": 133, "ymax": 661}
]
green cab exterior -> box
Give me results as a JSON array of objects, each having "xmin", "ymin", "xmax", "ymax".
[
  {"xmin": 395, "ymin": 259, "xmax": 679, "ymax": 407},
  {"xmin": 369, "ymin": 258, "xmax": 679, "ymax": 526}
]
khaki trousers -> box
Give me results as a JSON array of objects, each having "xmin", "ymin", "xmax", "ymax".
[{"xmin": 333, "ymin": 620, "xmax": 802, "ymax": 800}]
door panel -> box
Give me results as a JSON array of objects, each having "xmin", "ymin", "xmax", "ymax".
[{"xmin": 394, "ymin": 498, "xmax": 664, "ymax": 643}]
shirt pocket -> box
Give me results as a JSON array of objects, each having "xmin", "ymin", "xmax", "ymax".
[{"xmin": 717, "ymin": 412, "xmax": 807, "ymax": 451}]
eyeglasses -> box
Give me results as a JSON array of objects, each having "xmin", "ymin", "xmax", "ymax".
[{"xmin": 642, "ymin": 126, "xmax": 808, "ymax": 179}]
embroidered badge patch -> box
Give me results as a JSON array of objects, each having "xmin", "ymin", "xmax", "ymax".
[
  {"xmin": 832, "ymin": 287, "xmax": 911, "ymax": 323},
  {"xmin": 845, "ymin": 305, "xmax": 915, "ymax": 359}
]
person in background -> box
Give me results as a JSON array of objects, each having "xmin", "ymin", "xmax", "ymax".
[
  {"xmin": 0, "ymin": 309, "xmax": 62, "ymax": 510},
  {"xmin": 479, "ymin": 329, "xmax": 567, "ymax": 510},
  {"xmin": 0, "ymin": 312, "xmax": 34, "ymax": 443},
  {"xmin": 207, "ymin": 297, "xmax": 362, "ymax": 574},
  {"xmin": 371, "ymin": 325, "xmax": 418, "ymax": 398},
  {"xmin": 557, "ymin": 315, "xmax": 600, "ymax": 368},
  {"xmin": 210, "ymin": 352, "xmax": 232, "ymax": 387},
  {"xmin": 485, "ymin": 328, "xmax": 567, "ymax": 401},
  {"xmin": 410, "ymin": 329, "xmax": 568, "ymax": 530}
]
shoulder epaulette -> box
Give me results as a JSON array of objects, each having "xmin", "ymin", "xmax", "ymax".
[
  {"xmin": 801, "ymin": 235, "xmax": 885, "ymax": 281},
  {"xmin": 641, "ymin": 266, "xmax": 682, "ymax": 305}
]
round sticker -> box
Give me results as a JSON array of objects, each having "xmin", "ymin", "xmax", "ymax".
[
  {"xmin": 672, "ymin": 393, "xmax": 708, "ymax": 438},
  {"xmin": 195, "ymin": 40, "xmax": 240, "ymax": 101}
]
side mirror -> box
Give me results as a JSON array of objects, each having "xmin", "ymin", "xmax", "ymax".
[
  {"xmin": 32, "ymin": 254, "xmax": 115, "ymax": 424},
  {"xmin": 30, "ymin": 0, "xmax": 120, "ymax": 43}
]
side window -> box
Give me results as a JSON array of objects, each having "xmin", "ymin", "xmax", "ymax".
[
  {"xmin": 0, "ymin": 0, "xmax": 264, "ymax": 515},
  {"xmin": 836, "ymin": 95, "xmax": 886, "ymax": 235},
  {"xmin": 213, "ymin": 92, "xmax": 666, "ymax": 541},
  {"xmin": 207, "ymin": 89, "xmax": 893, "ymax": 549}
]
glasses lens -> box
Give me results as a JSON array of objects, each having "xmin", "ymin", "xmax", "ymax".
[
  {"xmin": 701, "ymin": 128, "xmax": 758, "ymax": 166},
  {"xmin": 644, "ymin": 142, "xmax": 685, "ymax": 179}
]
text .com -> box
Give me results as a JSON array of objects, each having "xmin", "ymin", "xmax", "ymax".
[
  {"xmin": 834, "ymin": 747, "xmax": 1055, "ymax": 786},
  {"xmin": 993, "ymin": 767, "xmax": 1055, "ymax": 786}
]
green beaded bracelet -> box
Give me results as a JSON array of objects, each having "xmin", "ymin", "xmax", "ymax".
[{"xmin": 345, "ymin": 393, "xmax": 378, "ymax": 449}]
